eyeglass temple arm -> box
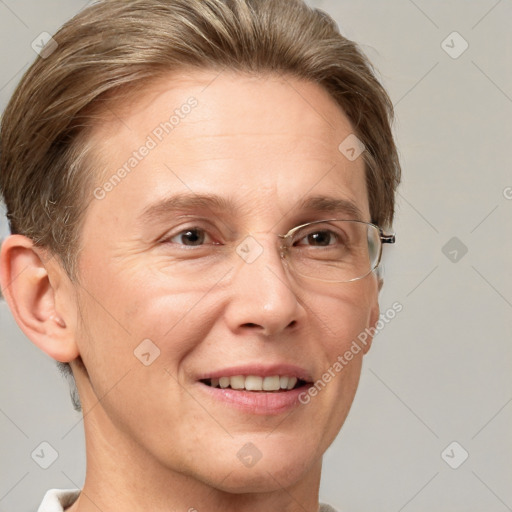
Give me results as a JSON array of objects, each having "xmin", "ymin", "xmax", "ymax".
[{"xmin": 380, "ymin": 233, "xmax": 396, "ymax": 244}]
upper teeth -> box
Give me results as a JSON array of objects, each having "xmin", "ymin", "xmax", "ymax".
[{"xmin": 210, "ymin": 375, "xmax": 298, "ymax": 391}]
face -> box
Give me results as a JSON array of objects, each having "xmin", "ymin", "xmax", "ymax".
[{"xmin": 71, "ymin": 70, "xmax": 380, "ymax": 491}]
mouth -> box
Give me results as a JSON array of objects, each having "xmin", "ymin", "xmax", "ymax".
[
  {"xmin": 200, "ymin": 375, "xmax": 307, "ymax": 392},
  {"xmin": 196, "ymin": 367, "xmax": 313, "ymax": 414}
]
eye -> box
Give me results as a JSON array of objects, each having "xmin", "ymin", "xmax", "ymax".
[
  {"xmin": 163, "ymin": 227, "xmax": 215, "ymax": 247},
  {"xmin": 294, "ymin": 228, "xmax": 343, "ymax": 247},
  {"xmin": 299, "ymin": 230, "xmax": 336, "ymax": 246}
]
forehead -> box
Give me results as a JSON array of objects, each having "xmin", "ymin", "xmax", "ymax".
[{"xmin": 85, "ymin": 70, "xmax": 369, "ymax": 233}]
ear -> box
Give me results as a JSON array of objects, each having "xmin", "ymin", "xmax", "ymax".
[
  {"xmin": 0, "ymin": 234, "xmax": 79, "ymax": 362},
  {"xmin": 361, "ymin": 276, "xmax": 381, "ymax": 355}
]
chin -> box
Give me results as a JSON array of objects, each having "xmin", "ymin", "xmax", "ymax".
[
  {"xmin": 189, "ymin": 439, "xmax": 321, "ymax": 494},
  {"xmin": 207, "ymin": 462, "xmax": 313, "ymax": 494}
]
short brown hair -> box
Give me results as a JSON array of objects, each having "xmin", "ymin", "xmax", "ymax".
[{"xmin": 0, "ymin": 0, "xmax": 401, "ymax": 410}]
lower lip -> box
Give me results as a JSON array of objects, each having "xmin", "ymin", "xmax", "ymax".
[{"xmin": 197, "ymin": 382, "xmax": 310, "ymax": 415}]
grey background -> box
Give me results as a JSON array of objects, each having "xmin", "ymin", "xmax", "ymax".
[{"xmin": 1, "ymin": 1, "xmax": 511, "ymax": 511}]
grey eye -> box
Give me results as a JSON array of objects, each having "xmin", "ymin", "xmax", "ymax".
[{"xmin": 169, "ymin": 228, "xmax": 208, "ymax": 246}]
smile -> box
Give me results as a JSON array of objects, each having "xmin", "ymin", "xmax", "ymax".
[{"xmin": 201, "ymin": 375, "xmax": 305, "ymax": 391}]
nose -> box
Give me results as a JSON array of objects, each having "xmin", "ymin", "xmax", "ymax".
[{"xmin": 223, "ymin": 234, "xmax": 305, "ymax": 337}]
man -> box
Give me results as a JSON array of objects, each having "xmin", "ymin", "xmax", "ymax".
[{"xmin": 0, "ymin": 1, "xmax": 400, "ymax": 511}]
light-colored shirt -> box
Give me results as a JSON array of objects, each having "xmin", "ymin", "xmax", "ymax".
[
  {"xmin": 37, "ymin": 489, "xmax": 80, "ymax": 512},
  {"xmin": 37, "ymin": 489, "xmax": 339, "ymax": 512}
]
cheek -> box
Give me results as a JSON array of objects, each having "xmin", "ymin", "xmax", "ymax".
[
  {"xmin": 308, "ymin": 279, "xmax": 378, "ymax": 351},
  {"xmin": 75, "ymin": 260, "xmax": 229, "ymax": 392},
  {"xmin": 305, "ymin": 284, "xmax": 376, "ymax": 437}
]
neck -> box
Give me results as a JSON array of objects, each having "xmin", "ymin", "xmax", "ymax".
[{"xmin": 66, "ymin": 399, "xmax": 323, "ymax": 512}]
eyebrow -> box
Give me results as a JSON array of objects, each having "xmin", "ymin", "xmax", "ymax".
[
  {"xmin": 138, "ymin": 192, "xmax": 364, "ymax": 225},
  {"xmin": 139, "ymin": 193, "xmax": 239, "ymax": 225},
  {"xmin": 295, "ymin": 195, "xmax": 364, "ymax": 221}
]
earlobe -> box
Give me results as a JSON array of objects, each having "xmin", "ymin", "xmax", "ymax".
[{"xmin": 0, "ymin": 234, "xmax": 79, "ymax": 363}]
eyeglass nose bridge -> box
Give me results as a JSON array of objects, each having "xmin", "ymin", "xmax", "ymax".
[
  {"xmin": 276, "ymin": 232, "xmax": 291, "ymax": 260},
  {"xmin": 236, "ymin": 232, "xmax": 293, "ymax": 270},
  {"xmin": 272, "ymin": 234, "xmax": 297, "ymax": 277}
]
